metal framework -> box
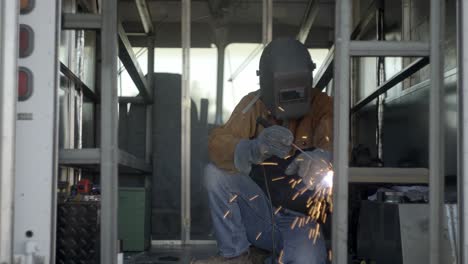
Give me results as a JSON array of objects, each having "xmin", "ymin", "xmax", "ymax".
[
  {"xmin": 61, "ymin": 0, "xmax": 155, "ymax": 261},
  {"xmin": 0, "ymin": 1, "xmax": 19, "ymax": 263},
  {"xmin": 351, "ymin": 57, "xmax": 430, "ymax": 114},
  {"xmin": 296, "ymin": 0, "xmax": 319, "ymax": 43},
  {"xmin": 181, "ymin": 0, "xmax": 192, "ymax": 244},
  {"xmin": 458, "ymin": 1, "xmax": 468, "ymax": 262},
  {"xmin": 332, "ymin": 0, "xmax": 444, "ymax": 263}
]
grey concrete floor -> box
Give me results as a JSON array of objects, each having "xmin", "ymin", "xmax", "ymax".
[{"xmin": 124, "ymin": 244, "xmax": 218, "ymax": 264}]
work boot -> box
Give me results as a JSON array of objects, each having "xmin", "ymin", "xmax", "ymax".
[{"xmin": 191, "ymin": 252, "xmax": 253, "ymax": 264}]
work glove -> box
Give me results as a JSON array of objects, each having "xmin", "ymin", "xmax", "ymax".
[
  {"xmin": 285, "ymin": 149, "xmax": 332, "ymax": 190},
  {"xmin": 234, "ymin": 125, "xmax": 294, "ymax": 174}
]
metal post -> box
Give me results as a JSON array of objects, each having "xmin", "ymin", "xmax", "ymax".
[
  {"xmin": 458, "ymin": 0, "xmax": 468, "ymax": 262},
  {"xmin": 376, "ymin": 0, "xmax": 385, "ymax": 162},
  {"xmin": 262, "ymin": 0, "xmax": 272, "ymax": 45},
  {"xmin": 181, "ymin": 0, "xmax": 191, "ymax": 244},
  {"xmin": 146, "ymin": 34, "xmax": 155, "ymax": 163},
  {"xmin": 332, "ymin": 0, "xmax": 351, "ymax": 263},
  {"xmin": 215, "ymin": 42, "xmax": 225, "ymax": 125},
  {"xmin": 428, "ymin": 0, "xmax": 445, "ymax": 263},
  {"xmin": 100, "ymin": 0, "xmax": 119, "ymax": 262},
  {"xmin": 0, "ymin": 1, "xmax": 18, "ymax": 263}
]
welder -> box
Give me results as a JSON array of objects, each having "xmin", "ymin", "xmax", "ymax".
[{"xmin": 193, "ymin": 38, "xmax": 333, "ymax": 264}]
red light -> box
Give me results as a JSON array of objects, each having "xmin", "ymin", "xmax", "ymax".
[
  {"xmin": 18, "ymin": 67, "xmax": 33, "ymax": 101},
  {"xmin": 20, "ymin": 0, "xmax": 34, "ymax": 14},
  {"xmin": 19, "ymin": 25, "xmax": 33, "ymax": 58}
]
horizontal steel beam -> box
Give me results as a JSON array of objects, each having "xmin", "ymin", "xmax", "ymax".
[
  {"xmin": 118, "ymin": 96, "xmax": 147, "ymax": 104},
  {"xmin": 349, "ymin": 167, "xmax": 429, "ymax": 184},
  {"xmin": 118, "ymin": 23, "xmax": 152, "ymax": 103},
  {"xmin": 59, "ymin": 148, "xmax": 100, "ymax": 164},
  {"xmin": 351, "ymin": 56, "xmax": 429, "ymax": 113},
  {"xmin": 349, "ymin": 41, "xmax": 430, "ymax": 57},
  {"xmin": 60, "ymin": 62, "xmax": 99, "ymax": 102},
  {"xmin": 59, "ymin": 148, "xmax": 152, "ymax": 173},
  {"xmin": 296, "ymin": 0, "xmax": 320, "ymax": 43},
  {"xmin": 62, "ymin": 13, "xmax": 101, "ymax": 30}
]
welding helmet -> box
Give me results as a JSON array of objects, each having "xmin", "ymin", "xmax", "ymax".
[{"xmin": 258, "ymin": 38, "xmax": 316, "ymax": 120}]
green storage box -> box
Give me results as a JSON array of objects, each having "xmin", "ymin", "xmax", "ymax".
[{"xmin": 118, "ymin": 187, "xmax": 151, "ymax": 251}]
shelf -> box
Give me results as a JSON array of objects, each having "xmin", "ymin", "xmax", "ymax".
[
  {"xmin": 59, "ymin": 148, "xmax": 151, "ymax": 174},
  {"xmin": 349, "ymin": 167, "xmax": 429, "ymax": 184}
]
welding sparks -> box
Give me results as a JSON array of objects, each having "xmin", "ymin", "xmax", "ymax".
[
  {"xmin": 274, "ymin": 206, "xmax": 282, "ymax": 215},
  {"xmin": 249, "ymin": 195, "xmax": 259, "ymax": 201},
  {"xmin": 278, "ymin": 250, "xmax": 284, "ymax": 264},
  {"xmin": 255, "ymin": 232, "xmax": 262, "ymax": 240},
  {"xmin": 223, "ymin": 210, "xmax": 231, "ymax": 219},
  {"xmin": 301, "ymin": 135, "xmax": 308, "ymax": 139},
  {"xmin": 260, "ymin": 162, "xmax": 279, "ymax": 166},
  {"xmin": 272, "ymin": 176, "xmax": 286, "ymax": 182},
  {"xmin": 290, "ymin": 217, "xmax": 299, "ymax": 230},
  {"xmin": 229, "ymin": 194, "xmax": 238, "ymax": 203}
]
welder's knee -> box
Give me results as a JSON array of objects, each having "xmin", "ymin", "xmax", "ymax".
[
  {"xmin": 283, "ymin": 223, "xmax": 327, "ymax": 264},
  {"xmin": 203, "ymin": 163, "xmax": 228, "ymax": 193},
  {"xmin": 288, "ymin": 241, "xmax": 326, "ymax": 264}
]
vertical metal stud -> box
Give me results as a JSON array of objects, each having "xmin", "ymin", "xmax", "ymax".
[
  {"xmin": 100, "ymin": 0, "xmax": 119, "ymax": 262},
  {"xmin": 0, "ymin": 0, "xmax": 19, "ymax": 263},
  {"xmin": 181, "ymin": 0, "xmax": 191, "ymax": 244},
  {"xmin": 458, "ymin": 0, "xmax": 468, "ymax": 262},
  {"xmin": 332, "ymin": 0, "xmax": 351, "ymax": 263},
  {"xmin": 262, "ymin": 0, "xmax": 273, "ymax": 45},
  {"xmin": 429, "ymin": 0, "xmax": 445, "ymax": 263}
]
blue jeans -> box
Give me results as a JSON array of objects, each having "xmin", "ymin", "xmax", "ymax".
[{"xmin": 204, "ymin": 163, "xmax": 327, "ymax": 264}]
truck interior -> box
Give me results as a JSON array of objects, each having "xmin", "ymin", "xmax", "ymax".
[{"xmin": 1, "ymin": 0, "xmax": 466, "ymax": 263}]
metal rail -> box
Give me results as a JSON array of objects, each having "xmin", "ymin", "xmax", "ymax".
[
  {"xmin": 135, "ymin": 0, "xmax": 154, "ymax": 34},
  {"xmin": 349, "ymin": 41, "xmax": 430, "ymax": 57},
  {"xmin": 332, "ymin": 0, "xmax": 351, "ymax": 263},
  {"xmin": 458, "ymin": 0, "xmax": 468, "ymax": 262},
  {"xmin": 429, "ymin": 0, "xmax": 445, "ymax": 263},
  {"xmin": 60, "ymin": 62, "xmax": 99, "ymax": 102},
  {"xmin": 181, "ymin": 0, "xmax": 191, "ymax": 244},
  {"xmin": 0, "ymin": 0, "xmax": 18, "ymax": 262},
  {"xmin": 262, "ymin": 0, "xmax": 273, "ymax": 45},
  {"xmin": 313, "ymin": 1, "xmax": 376, "ymax": 91},
  {"xmin": 351, "ymin": 57, "xmax": 429, "ymax": 114},
  {"xmin": 62, "ymin": 13, "xmax": 102, "ymax": 30},
  {"xmin": 296, "ymin": 0, "xmax": 319, "ymax": 43},
  {"xmin": 100, "ymin": 0, "xmax": 119, "ymax": 262},
  {"xmin": 118, "ymin": 23, "xmax": 152, "ymax": 103},
  {"xmin": 313, "ymin": 45, "xmax": 334, "ymax": 90}
]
